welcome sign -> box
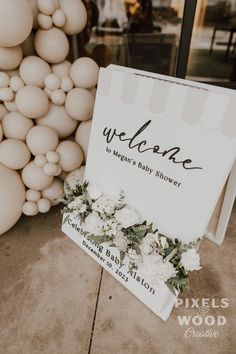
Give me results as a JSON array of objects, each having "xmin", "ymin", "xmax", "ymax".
[{"xmin": 62, "ymin": 65, "xmax": 236, "ymax": 320}]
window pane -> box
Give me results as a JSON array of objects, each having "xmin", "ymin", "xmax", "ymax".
[
  {"xmin": 186, "ymin": 0, "xmax": 236, "ymax": 83},
  {"xmin": 77, "ymin": 0, "xmax": 185, "ymax": 75}
]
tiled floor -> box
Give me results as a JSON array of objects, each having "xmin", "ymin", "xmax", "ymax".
[{"xmin": 0, "ymin": 205, "xmax": 235, "ymax": 354}]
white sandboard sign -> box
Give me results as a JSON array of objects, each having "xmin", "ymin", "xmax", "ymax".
[{"xmin": 62, "ymin": 65, "xmax": 236, "ymax": 320}]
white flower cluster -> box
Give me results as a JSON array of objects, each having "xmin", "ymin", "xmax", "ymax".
[{"xmin": 65, "ymin": 182, "xmax": 201, "ymax": 291}]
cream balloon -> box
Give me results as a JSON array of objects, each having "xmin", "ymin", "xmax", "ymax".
[
  {"xmin": 51, "ymin": 89, "xmax": 66, "ymax": 105},
  {"xmin": 19, "ymin": 56, "xmax": 51, "ymax": 88},
  {"xmin": 4, "ymin": 100, "xmax": 18, "ymax": 112},
  {"xmin": 34, "ymin": 154, "xmax": 47, "ymax": 167},
  {"xmin": 0, "ymin": 104, "xmax": 7, "ymax": 120},
  {"xmin": 38, "ymin": 0, "xmax": 56, "ymax": 16},
  {"xmin": 59, "ymin": 0, "xmax": 87, "ymax": 35},
  {"xmin": 28, "ymin": 0, "xmax": 39, "ymax": 29},
  {"xmin": 0, "ymin": 88, "xmax": 14, "ymax": 102},
  {"xmin": 37, "ymin": 198, "xmax": 51, "ymax": 213},
  {"xmin": 64, "ymin": 166, "xmax": 85, "ymax": 194},
  {"xmin": 0, "ymin": 72, "xmax": 10, "ymax": 88},
  {"xmin": 16, "ymin": 85, "xmax": 49, "ymax": 118},
  {"xmin": 51, "ymin": 60, "xmax": 71, "ymax": 78},
  {"xmin": 34, "ymin": 28, "xmax": 69, "ymax": 64},
  {"xmin": 43, "ymin": 162, "xmax": 61, "ymax": 176},
  {"xmin": 2, "ymin": 112, "xmax": 34, "ymax": 141},
  {"xmin": 52, "ymin": 9, "xmax": 66, "ymax": 28},
  {"xmin": 22, "ymin": 161, "xmax": 53, "ymax": 190},
  {"xmin": 37, "ymin": 14, "xmax": 53, "ymax": 30},
  {"xmin": 22, "ymin": 201, "xmax": 38, "ymax": 216},
  {"xmin": 42, "ymin": 178, "xmax": 64, "ymax": 205},
  {"xmin": 75, "ymin": 120, "xmax": 92, "ymax": 159},
  {"xmin": 46, "ymin": 151, "xmax": 60, "ymax": 163},
  {"xmin": 70, "ymin": 57, "xmax": 99, "ymax": 89},
  {"xmin": 0, "ymin": 164, "xmax": 25, "ymax": 235},
  {"xmin": 26, "ymin": 189, "xmax": 41, "ymax": 202},
  {"xmin": 44, "ymin": 73, "xmax": 61, "ymax": 90},
  {"xmin": 65, "ymin": 88, "xmax": 94, "ymax": 121},
  {"xmin": 60, "ymin": 76, "xmax": 73, "ymax": 92},
  {"xmin": 0, "ymin": 46, "xmax": 23, "ymax": 71},
  {"xmin": 36, "ymin": 103, "xmax": 77, "ymax": 138},
  {"xmin": 0, "ymin": 0, "xmax": 33, "ymax": 47},
  {"xmin": 0, "ymin": 139, "xmax": 31, "ymax": 170},
  {"xmin": 26, "ymin": 125, "xmax": 59, "ymax": 156},
  {"xmin": 9, "ymin": 76, "xmax": 24, "ymax": 93},
  {"xmin": 56, "ymin": 140, "xmax": 83, "ymax": 172}
]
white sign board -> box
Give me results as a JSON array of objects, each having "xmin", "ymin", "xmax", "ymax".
[{"xmin": 62, "ymin": 65, "xmax": 236, "ymax": 320}]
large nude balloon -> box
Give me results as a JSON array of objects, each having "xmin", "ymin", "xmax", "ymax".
[
  {"xmin": 0, "ymin": 164, "xmax": 25, "ymax": 235},
  {"xmin": 75, "ymin": 120, "xmax": 92, "ymax": 159},
  {"xmin": 70, "ymin": 58, "xmax": 99, "ymax": 89},
  {"xmin": 34, "ymin": 28, "xmax": 69, "ymax": 64},
  {"xmin": 15, "ymin": 85, "xmax": 49, "ymax": 118},
  {"xmin": 27, "ymin": 0, "xmax": 39, "ymax": 29},
  {"xmin": 51, "ymin": 60, "xmax": 71, "ymax": 78},
  {"xmin": 65, "ymin": 88, "xmax": 94, "ymax": 121},
  {"xmin": 0, "ymin": 139, "xmax": 31, "ymax": 170},
  {"xmin": 59, "ymin": 0, "xmax": 87, "ymax": 35},
  {"xmin": 0, "ymin": 46, "xmax": 23, "ymax": 71},
  {"xmin": 0, "ymin": 0, "xmax": 33, "ymax": 47},
  {"xmin": 2, "ymin": 112, "xmax": 34, "ymax": 141},
  {"xmin": 56, "ymin": 140, "xmax": 83, "ymax": 172},
  {"xmin": 19, "ymin": 56, "xmax": 51, "ymax": 87},
  {"xmin": 36, "ymin": 103, "xmax": 77, "ymax": 138},
  {"xmin": 22, "ymin": 161, "xmax": 53, "ymax": 190},
  {"xmin": 26, "ymin": 125, "xmax": 59, "ymax": 156}
]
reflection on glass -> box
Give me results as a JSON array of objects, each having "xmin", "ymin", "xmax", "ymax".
[
  {"xmin": 77, "ymin": 0, "xmax": 184, "ymax": 75},
  {"xmin": 187, "ymin": 0, "xmax": 236, "ymax": 83}
]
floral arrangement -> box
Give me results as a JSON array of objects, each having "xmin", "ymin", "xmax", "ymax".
[{"xmin": 62, "ymin": 181, "xmax": 201, "ymax": 294}]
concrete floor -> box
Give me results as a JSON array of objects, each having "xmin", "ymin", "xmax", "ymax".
[{"xmin": 0, "ymin": 205, "xmax": 235, "ymax": 354}]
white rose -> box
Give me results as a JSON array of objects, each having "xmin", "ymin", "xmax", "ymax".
[
  {"xmin": 140, "ymin": 233, "xmax": 157, "ymax": 255},
  {"xmin": 82, "ymin": 212, "xmax": 104, "ymax": 236},
  {"xmin": 114, "ymin": 231, "xmax": 128, "ymax": 252},
  {"xmin": 103, "ymin": 218, "xmax": 119, "ymax": 237},
  {"xmin": 115, "ymin": 207, "xmax": 139, "ymax": 228},
  {"xmin": 128, "ymin": 249, "xmax": 142, "ymax": 265},
  {"xmin": 180, "ymin": 248, "xmax": 201, "ymax": 272},
  {"xmin": 92, "ymin": 196, "xmax": 115, "ymax": 216},
  {"xmin": 87, "ymin": 183, "xmax": 103, "ymax": 200},
  {"xmin": 139, "ymin": 254, "xmax": 176, "ymax": 286}
]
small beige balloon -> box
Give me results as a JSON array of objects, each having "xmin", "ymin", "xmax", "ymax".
[
  {"xmin": 51, "ymin": 60, "xmax": 71, "ymax": 78},
  {"xmin": 0, "ymin": 72, "xmax": 10, "ymax": 88},
  {"xmin": 16, "ymin": 85, "xmax": 49, "ymax": 119},
  {"xmin": 75, "ymin": 120, "xmax": 92, "ymax": 159},
  {"xmin": 70, "ymin": 57, "xmax": 99, "ymax": 89},
  {"xmin": 46, "ymin": 151, "xmax": 60, "ymax": 163},
  {"xmin": 0, "ymin": 0, "xmax": 33, "ymax": 47},
  {"xmin": 36, "ymin": 103, "xmax": 77, "ymax": 138},
  {"xmin": 0, "ymin": 88, "xmax": 14, "ymax": 102},
  {"xmin": 22, "ymin": 161, "xmax": 54, "ymax": 190},
  {"xmin": 52, "ymin": 9, "xmax": 66, "ymax": 28},
  {"xmin": 34, "ymin": 154, "xmax": 47, "ymax": 167},
  {"xmin": 37, "ymin": 198, "xmax": 51, "ymax": 213},
  {"xmin": 0, "ymin": 164, "xmax": 25, "ymax": 235},
  {"xmin": 65, "ymin": 88, "xmax": 94, "ymax": 121},
  {"xmin": 42, "ymin": 177, "xmax": 64, "ymax": 205},
  {"xmin": 37, "ymin": 13, "xmax": 53, "ymax": 30},
  {"xmin": 60, "ymin": 76, "xmax": 73, "ymax": 92},
  {"xmin": 34, "ymin": 27, "xmax": 69, "ymax": 64},
  {"xmin": 0, "ymin": 104, "xmax": 7, "ymax": 120},
  {"xmin": 22, "ymin": 201, "xmax": 39, "ymax": 216},
  {"xmin": 44, "ymin": 73, "xmax": 61, "ymax": 90},
  {"xmin": 2, "ymin": 112, "xmax": 34, "ymax": 141},
  {"xmin": 0, "ymin": 139, "xmax": 31, "ymax": 170},
  {"xmin": 38, "ymin": 0, "xmax": 56, "ymax": 16},
  {"xmin": 43, "ymin": 162, "xmax": 60, "ymax": 176},
  {"xmin": 51, "ymin": 89, "xmax": 66, "ymax": 105},
  {"xmin": 4, "ymin": 100, "xmax": 18, "ymax": 112},
  {"xmin": 59, "ymin": 0, "xmax": 87, "ymax": 35},
  {"xmin": 26, "ymin": 189, "xmax": 41, "ymax": 202},
  {"xmin": 57, "ymin": 140, "xmax": 83, "ymax": 172},
  {"xmin": 19, "ymin": 56, "xmax": 51, "ymax": 88},
  {"xmin": 10, "ymin": 76, "xmax": 24, "ymax": 93},
  {"xmin": 0, "ymin": 46, "xmax": 23, "ymax": 71},
  {"xmin": 26, "ymin": 125, "xmax": 59, "ymax": 156}
]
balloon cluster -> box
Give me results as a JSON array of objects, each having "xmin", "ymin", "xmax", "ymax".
[{"xmin": 0, "ymin": 0, "xmax": 99, "ymax": 235}]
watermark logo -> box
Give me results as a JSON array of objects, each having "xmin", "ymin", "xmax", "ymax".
[{"xmin": 175, "ymin": 298, "xmax": 229, "ymax": 339}]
